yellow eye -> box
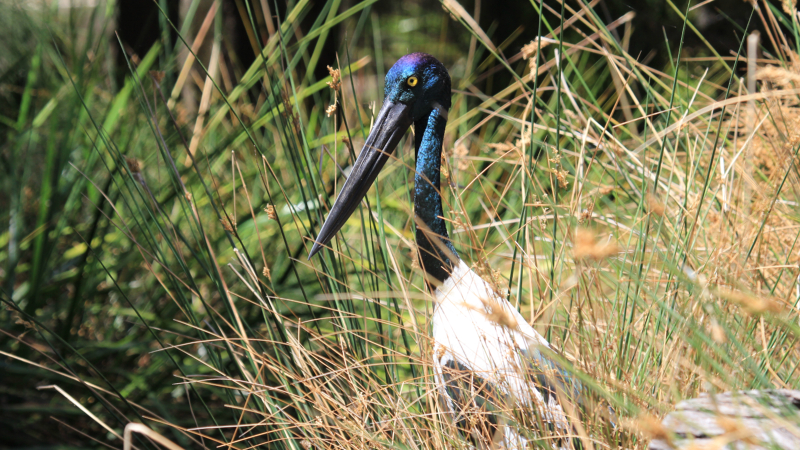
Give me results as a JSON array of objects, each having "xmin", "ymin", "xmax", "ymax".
[{"xmin": 407, "ymin": 76, "xmax": 418, "ymax": 87}]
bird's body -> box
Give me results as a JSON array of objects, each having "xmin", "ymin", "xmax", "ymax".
[
  {"xmin": 432, "ymin": 260, "xmax": 575, "ymax": 448},
  {"xmin": 310, "ymin": 53, "xmax": 587, "ymax": 449}
]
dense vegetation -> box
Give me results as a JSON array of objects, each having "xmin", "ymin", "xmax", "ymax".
[{"xmin": 2, "ymin": 0, "xmax": 799, "ymax": 448}]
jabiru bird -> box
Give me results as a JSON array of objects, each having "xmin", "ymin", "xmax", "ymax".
[{"xmin": 308, "ymin": 53, "xmax": 590, "ymax": 449}]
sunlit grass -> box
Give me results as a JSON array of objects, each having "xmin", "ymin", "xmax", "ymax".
[{"xmin": 2, "ymin": 0, "xmax": 800, "ymax": 448}]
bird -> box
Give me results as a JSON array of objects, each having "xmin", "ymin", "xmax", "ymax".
[{"xmin": 308, "ymin": 53, "xmax": 601, "ymax": 449}]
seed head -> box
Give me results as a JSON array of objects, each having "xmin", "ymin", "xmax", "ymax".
[
  {"xmin": 647, "ymin": 194, "xmax": 666, "ymax": 216},
  {"xmin": 555, "ymin": 168, "xmax": 569, "ymax": 188},
  {"xmin": 125, "ymin": 157, "xmax": 141, "ymax": 174},
  {"xmin": 573, "ymin": 228, "xmax": 619, "ymax": 261},
  {"xmin": 711, "ymin": 319, "xmax": 727, "ymax": 343},
  {"xmin": 579, "ymin": 201, "xmax": 594, "ymax": 223},
  {"xmin": 717, "ymin": 416, "xmax": 759, "ymax": 445},
  {"xmin": 265, "ymin": 204, "xmax": 277, "ymax": 220},
  {"xmin": 221, "ymin": 217, "xmax": 236, "ymax": 232},
  {"xmin": 453, "ymin": 144, "xmax": 469, "ymax": 170},
  {"xmin": 521, "ymin": 38, "xmax": 551, "ymax": 71},
  {"xmin": 477, "ymin": 296, "xmax": 519, "ymax": 331},
  {"xmin": 599, "ymin": 185, "xmax": 614, "ymax": 195},
  {"xmin": 716, "ymin": 288, "xmax": 784, "ymax": 314},
  {"xmin": 149, "ymin": 70, "xmax": 165, "ymax": 84},
  {"xmin": 326, "ymin": 65, "xmax": 341, "ymax": 91},
  {"xmin": 629, "ymin": 413, "xmax": 673, "ymax": 445},
  {"xmin": 486, "ymin": 142, "xmax": 516, "ymax": 156},
  {"xmin": 325, "ymin": 104, "xmax": 337, "ymax": 117}
]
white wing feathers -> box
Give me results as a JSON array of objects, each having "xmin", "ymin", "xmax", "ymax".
[{"xmin": 432, "ymin": 261, "xmax": 578, "ymax": 448}]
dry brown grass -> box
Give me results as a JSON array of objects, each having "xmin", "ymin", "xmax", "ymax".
[
  {"xmin": 7, "ymin": 0, "xmax": 800, "ymax": 449},
  {"xmin": 129, "ymin": 3, "xmax": 800, "ymax": 448}
]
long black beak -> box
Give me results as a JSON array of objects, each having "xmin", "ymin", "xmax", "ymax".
[{"xmin": 308, "ymin": 101, "xmax": 412, "ymax": 259}]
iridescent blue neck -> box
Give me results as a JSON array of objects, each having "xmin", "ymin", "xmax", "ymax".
[{"xmin": 414, "ymin": 108, "xmax": 458, "ymax": 284}]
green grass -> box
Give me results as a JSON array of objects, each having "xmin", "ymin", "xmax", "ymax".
[{"xmin": 2, "ymin": 0, "xmax": 800, "ymax": 448}]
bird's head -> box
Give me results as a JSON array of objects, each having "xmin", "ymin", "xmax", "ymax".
[
  {"xmin": 383, "ymin": 52, "xmax": 451, "ymax": 122},
  {"xmin": 308, "ymin": 53, "xmax": 451, "ymax": 259}
]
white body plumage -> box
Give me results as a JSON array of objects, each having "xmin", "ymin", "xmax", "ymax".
[{"xmin": 432, "ymin": 261, "xmax": 572, "ymax": 449}]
